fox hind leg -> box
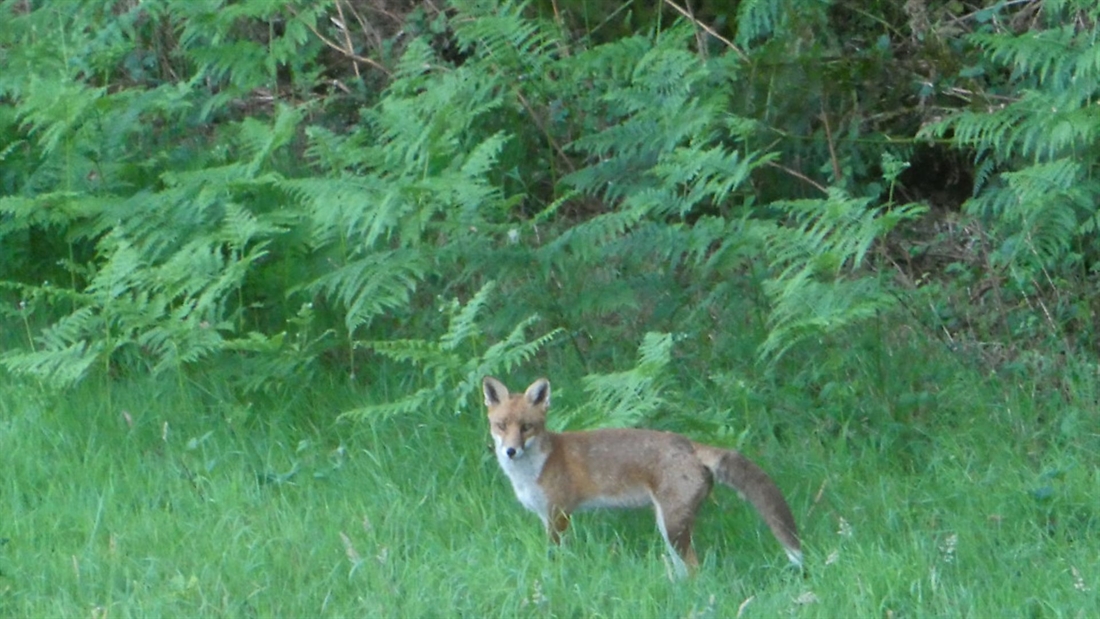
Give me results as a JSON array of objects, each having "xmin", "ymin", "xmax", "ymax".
[
  {"xmin": 652, "ymin": 476, "xmax": 710, "ymax": 577},
  {"xmin": 653, "ymin": 501, "xmax": 700, "ymax": 577}
]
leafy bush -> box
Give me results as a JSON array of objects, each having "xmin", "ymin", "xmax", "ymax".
[
  {"xmin": 3, "ymin": 0, "xmax": 1094, "ymax": 425},
  {"xmin": 920, "ymin": 0, "xmax": 1100, "ymax": 346}
]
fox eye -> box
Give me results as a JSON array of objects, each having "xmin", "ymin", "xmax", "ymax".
[
  {"xmin": 519, "ymin": 423, "xmax": 532, "ymax": 433},
  {"xmin": 494, "ymin": 422, "xmax": 506, "ymax": 431}
]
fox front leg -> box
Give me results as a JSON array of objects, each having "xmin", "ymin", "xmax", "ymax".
[
  {"xmin": 547, "ymin": 509, "xmax": 570, "ymax": 544},
  {"xmin": 540, "ymin": 509, "xmax": 571, "ymax": 560}
]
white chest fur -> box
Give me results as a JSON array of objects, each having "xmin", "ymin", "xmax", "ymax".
[{"xmin": 493, "ymin": 436, "xmax": 551, "ymax": 524}]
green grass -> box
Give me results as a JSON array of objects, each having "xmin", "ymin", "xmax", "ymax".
[{"xmin": 1, "ymin": 352, "xmax": 1097, "ymax": 617}]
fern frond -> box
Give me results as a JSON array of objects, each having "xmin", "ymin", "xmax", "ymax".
[
  {"xmin": 306, "ymin": 249, "xmax": 426, "ymax": 335},
  {"xmin": 575, "ymin": 332, "xmax": 675, "ymax": 430},
  {"xmin": 477, "ymin": 317, "xmax": 562, "ymax": 377},
  {"xmin": 342, "ymin": 281, "xmax": 560, "ymax": 420},
  {"xmin": 984, "ymin": 158, "xmax": 1098, "ymax": 269},
  {"xmin": 340, "ymin": 386, "xmax": 441, "ymax": 420},
  {"xmin": 451, "ymin": 0, "xmax": 557, "ymax": 74},
  {"xmin": 239, "ymin": 104, "xmax": 304, "ymax": 174},
  {"xmin": 1, "ymin": 340, "xmax": 102, "ymax": 387},
  {"xmin": 735, "ymin": 0, "xmax": 785, "ymax": 48},
  {"xmin": 760, "ymin": 185, "xmax": 925, "ymax": 363},
  {"xmin": 441, "ymin": 281, "xmax": 496, "ymax": 351},
  {"xmin": 760, "ymin": 278, "xmax": 895, "ymax": 361}
]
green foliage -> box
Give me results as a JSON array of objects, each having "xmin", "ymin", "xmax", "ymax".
[
  {"xmin": 4, "ymin": 0, "xmax": 1098, "ymax": 418},
  {"xmin": 1, "ymin": 185, "xmax": 284, "ymax": 386},
  {"xmin": 920, "ymin": 0, "xmax": 1100, "ymax": 343},
  {"xmin": 0, "ymin": 0, "xmax": 895, "ymax": 401},
  {"xmin": 340, "ymin": 281, "xmax": 562, "ymax": 419},
  {"xmin": 504, "ymin": 28, "xmax": 785, "ymax": 361},
  {"xmin": 561, "ymin": 331, "xmax": 676, "ymax": 430},
  {"xmin": 761, "ymin": 175, "xmax": 926, "ymax": 361},
  {"xmin": 734, "ymin": 0, "xmax": 786, "ymax": 48},
  {"xmin": 0, "ymin": 1, "xmax": 326, "ymax": 387}
]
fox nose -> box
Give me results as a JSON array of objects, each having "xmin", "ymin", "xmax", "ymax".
[{"xmin": 505, "ymin": 447, "xmax": 517, "ymax": 459}]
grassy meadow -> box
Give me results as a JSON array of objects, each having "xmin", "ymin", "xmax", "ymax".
[{"xmin": 1, "ymin": 340, "xmax": 1097, "ymax": 617}]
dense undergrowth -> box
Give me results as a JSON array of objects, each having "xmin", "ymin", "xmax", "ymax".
[{"xmin": 3, "ymin": 0, "xmax": 1100, "ymax": 392}]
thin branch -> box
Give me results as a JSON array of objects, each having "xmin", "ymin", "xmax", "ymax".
[
  {"xmin": 289, "ymin": 5, "xmax": 392, "ymax": 77},
  {"xmin": 820, "ymin": 100, "xmax": 842, "ymax": 183},
  {"xmin": 764, "ymin": 160, "xmax": 829, "ymax": 195},
  {"xmin": 680, "ymin": 0, "xmax": 709, "ymax": 59},
  {"xmin": 334, "ymin": 0, "xmax": 360, "ymax": 78},
  {"xmin": 661, "ymin": 0, "xmax": 749, "ymax": 62},
  {"xmin": 511, "ymin": 87, "xmax": 577, "ymax": 174},
  {"xmin": 586, "ymin": 0, "xmax": 637, "ymax": 42}
]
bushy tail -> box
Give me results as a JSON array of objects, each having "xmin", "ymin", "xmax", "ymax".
[{"xmin": 694, "ymin": 444, "xmax": 803, "ymax": 567}]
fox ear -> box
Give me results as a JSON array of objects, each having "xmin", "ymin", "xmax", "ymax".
[
  {"xmin": 524, "ymin": 378, "xmax": 550, "ymax": 408},
  {"xmin": 482, "ymin": 377, "xmax": 508, "ymax": 407}
]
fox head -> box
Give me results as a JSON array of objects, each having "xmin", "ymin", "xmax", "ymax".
[{"xmin": 482, "ymin": 376, "xmax": 550, "ymax": 461}]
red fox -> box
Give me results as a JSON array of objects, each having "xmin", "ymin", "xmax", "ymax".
[{"xmin": 483, "ymin": 376, "xmax": 803, "ymax": 576}]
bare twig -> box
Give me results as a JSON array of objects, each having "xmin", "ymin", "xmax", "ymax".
[
  {"xmin": 289, "ymin": 5, "xmax": 392, "ymax": 77},
  {"xmin": 764, "ymin": 160, "xmax": 829, "ymax": 195},
  {"xmin": 680, "ymin": 0, "xmax": 708, "ymax": 59},
  {"xmin": 334, "ymin": 0, "xmax": 360, "ymax": 78},
  {"xmin": 661, "ymin": 0, "xmax": 749, "ymax": 62},
  {"xmin": 511, "ymin": 86, "xmax": 576, "ymax": 174},
  {"xmin": 943, "ymin": 0, "xmax": 1039, "ymax": 30},
  {"xmin": 820, "ymin": 100, "xmax": 842, "ymax": 183},
  {"xmin": 340, "ymin": 0, "xmax": 386, "ymax": 60}
]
